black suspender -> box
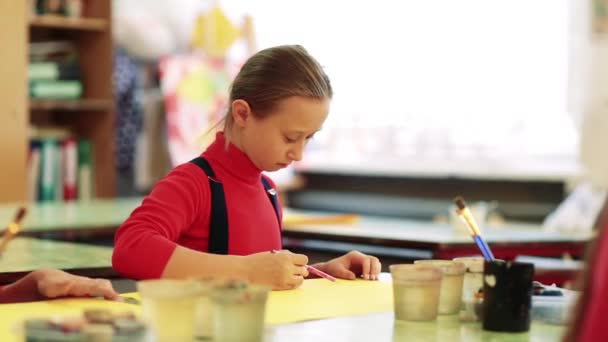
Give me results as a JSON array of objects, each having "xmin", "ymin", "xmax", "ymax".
[
  {"xmin": 260, "ymin": 176, "xmax": 281, "ymax": 227},
  {"xmin": 190, "ymin": 157, "xmax": 230, "ymax": 254},
  {"xmin": 190, "ymin": 156, "xmax": 281, "ymax": 254}
]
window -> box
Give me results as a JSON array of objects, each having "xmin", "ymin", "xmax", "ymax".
[{"xmin": 226, "ymin": 0, "xmax": 579, "ymax": 179}]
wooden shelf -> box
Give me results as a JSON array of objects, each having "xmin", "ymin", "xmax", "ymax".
[
  {"xmin": 29, "ymin": 99, "xmax": 113, "ymax": 111},
  {"xmin": 2, "ymin": 1, "xmax": 115, "ymax": 202},
  {"xmin": 29, "ymin": 16, "xmax": 107, "ymax": 32}
]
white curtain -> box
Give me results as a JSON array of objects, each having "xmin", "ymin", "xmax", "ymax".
[
  {"xmin": 569, "ymin": 0, "xmax": 608, "ymax": 189},
  {"xmin": 234, "ymin": 0, "xmax": 580, "ymax": 179},
  {"xmin": 543, "ymin": 0, "xmax": 608, "ymax": 233}
]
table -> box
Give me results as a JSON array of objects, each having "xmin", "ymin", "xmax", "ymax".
[
  {"xmin": 282, "ymin": 212, "xmax": 589, "ymax": 285},
  {"xmin": 282, "ymin": 212, "xmax": 590, "ymax": 259},
  {"xmin": 0, "ymin": 198, "xmax": 588, "ymax": 284},
  {"xmin": 0, "ymin": 198, "xmax": 141, "ymax": 237},
  {"xmin": 0, "ymin": 275, "xmax": 566, "ymax": 342},
  {"xmin": 0, "ymin": 237, "xmax": 115, "ymax": 284},
  {"xmin": 0, "ymin": 199, "xmax": 587, "ymax": 260},
  {"xmin": 270, "ymin": 312, "xmax": 563, "ymax": 342}
]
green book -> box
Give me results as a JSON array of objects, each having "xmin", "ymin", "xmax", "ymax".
[
  {"xmin": 29, "ymin": 61, "xmax": 81, "ymax": 81},
  {"xmin": 39, "ymin": 139, "xmax": 59, "ymax": 202},
  {"xmin": 30, "ymin": 80, "xmax": 83, "ymax": 99},
  {"xmin": 78, "ymin": 140, "xmax": 94, "ymax": 200},
  {"xmin": 29, "ymin": 62, "xmax": 59, "ymax": 80}
]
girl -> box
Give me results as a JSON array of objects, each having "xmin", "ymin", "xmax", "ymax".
[
  {"xmin": 113, "ymin": 45, "xmax": 381, "ymax": 290},
  {"xmin": 0, "ymin": 269, "xmax": 119, "ymax": 303}
]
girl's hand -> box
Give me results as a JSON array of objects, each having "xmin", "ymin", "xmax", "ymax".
[
  {"xmin": 315, "ymin": 251, "xmax": 381, "ymax": 280},
  {"xmin": 32, "ymin": 269, "xmax": 119, "ymax": 300},
  {"xmin": 244, "ymin": 250, "xmax": 309, "ymax": 290}
]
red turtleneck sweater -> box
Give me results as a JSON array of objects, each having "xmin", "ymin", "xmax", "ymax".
[
  {"xmin": 112, "ymin": 133, "xmax": 283, "ymax": 279},
  {"xmin": 578, "ymin": 219, "xmax": 608, "ymax": 341}
]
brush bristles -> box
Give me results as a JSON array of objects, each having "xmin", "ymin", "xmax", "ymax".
[
  {"xmin": 454, "ymin": 196, "xmax": 467, "ymax": 210},
  {"xmin": 14, "ymin": 207, "xmax": 27, "ymax": 224}
]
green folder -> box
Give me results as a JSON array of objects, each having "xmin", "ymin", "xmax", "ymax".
[
  {"xmin": 39, "ymin": 138, "xmax": 58, "ymax": 202},
  {"xmin": 78, "ymin": 140, "xmax": 94, "ymax": 200}
]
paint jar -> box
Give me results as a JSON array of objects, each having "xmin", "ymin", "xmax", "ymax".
[
  {"xmin": 210, "ymin": 281, "xmax": 270, "ymax": 342},
  {"xmin": 414, "ymin": 260, "xmax": 466, "ymax": 315},
  {"xmin": 389, "ymin": 264, "xmax": 443, "ymax": 321},
  {"xmin": 137, "ymin": 279, "xmax": 204, "ymax": 341},
  {"xmin": 482, "ymin": 260, "xmax": 534, "ymax": 332},
  {"xmin": 193, "ymin": 280, "xmax": 215, "ymax": 340},
  {"xmin": 453, "ymin": 256, "xmax": 485, "ymax": 321}
]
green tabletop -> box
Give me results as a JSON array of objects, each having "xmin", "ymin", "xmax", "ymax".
[
  {"xmin": 283, "ymin": 210, "xmax": 591, "ymax": 245},
  {"xmin": 0, "ymin": 237, "xmax": 115, "ymax": 284},
  {"xmin": 0, "ymin": 197, "xmax": 589, "ymax": 245},
  {"xmin": 269, "ymin": 312, "xmax": 564, "ymax": 342},
  {"xmin": 0, "ymin": 198, "xmax": 142, "ymax": 235}
]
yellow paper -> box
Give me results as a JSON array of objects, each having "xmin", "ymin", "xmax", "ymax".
[
  {"xmin": 125, "ymin": 278, "xmax": 392, "ymax": 324},
  {"xmin": 266, "ymin": 277, "xmax": 392, "ymax": 324},
  {"xmin": 0, "ymin": 277, "xmax": 392, "ymax": 341},
  {"xmin": 283, "ymin": 212, "xmax": 361, "ymax": 226}
]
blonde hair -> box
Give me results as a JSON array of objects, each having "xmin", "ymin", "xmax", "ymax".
[{"xmin": 223, "ymin": 45, "xmax": 332, "ymax": 136}]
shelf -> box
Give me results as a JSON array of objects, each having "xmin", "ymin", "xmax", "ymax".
[
  {"xmin": 29, "ymin": 16, "xmax": 107, "ymax": 32},
  {"xmin": 29, "ymin": 99, "xmax": 113, "ymax": 111},
  {"xmin": 1, "ymin": 1, "xmax": 116, "ymax": 203}
]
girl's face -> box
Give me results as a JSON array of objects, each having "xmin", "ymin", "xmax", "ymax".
[{"xmin": 233, "ymin": 96, "xmax": 330, "ymax": 172}]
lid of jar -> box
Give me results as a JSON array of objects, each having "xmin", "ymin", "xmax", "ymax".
[
  {"xmin": 413, "ymin": 260, "xmax": 466, "ymax": 275},
  {"xmin": 452, "ymin": 257, "xmax": 485, "ymax": 273},
  {"xmin": 389, "ymin": 264, "xmax": 443, "ymax": 281}
]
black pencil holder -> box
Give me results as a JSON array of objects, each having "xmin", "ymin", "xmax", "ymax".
[{"xmin": 482, "ymin": 260, "xmax": 534, "ymax": 332}]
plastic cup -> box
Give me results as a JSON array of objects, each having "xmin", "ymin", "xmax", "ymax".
[
  {"xmin": 453, "ymin": 256, "xmax": 485, "ymax": 321},
  {"xmin": 389, "ymin": 264, "xmax": 443, "ymax": 321},
  {"xmin": 137, "ymin": 279, "xmax": 204, "ymax": 341},
  {"xmin": 414, "ymin": 260, "xmax": 466, "ymax": 315},
  {"xmin": 192, "ymin": 280, "xmax": 215, "ymax": 340},
  {"xmin": 210, "ymin": 281, "xmax": 270, "ymax": 342}
]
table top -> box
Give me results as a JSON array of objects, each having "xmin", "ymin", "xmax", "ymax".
[
  {"xmin": 0, "ymin": 197, "xmax": 589, "ymax": 246},
  {"xmin": 0, "ymin": 275, "xmax": 566, "ymax": 342},
  {"xmin": 0, "ymin": 198, "xmax": 142, "ymax": 234},
  {"xmin": 0, "ymin": 303, "xmax": 565, "ymax": 342},
  {"xmin": 270, "ymin": 312, "xmax": 564, "ymax": 342},
  {"xmin": 0, "ymin": 237, "xmax": 114, "ymax": 283},
  {"xmin": 283, "ymin": 211, "xmax": 591, "ymax": 245}
]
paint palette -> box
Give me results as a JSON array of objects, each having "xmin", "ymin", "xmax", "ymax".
[
  {"xmin": 23, "ymin": 308, "xmax": 149, "ymax": 341},
  {"xmin": 531, "ymin": 290, "xmax": 579, "ymax": 325}
]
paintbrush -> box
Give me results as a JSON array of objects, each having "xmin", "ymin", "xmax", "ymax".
[
  {"xmin": 0, "ymin": 207, "xmax": 27, "ymax": 255},
  {"xmin": 454, "ymin": 196, "xmax": 494, "ymax": 261}
]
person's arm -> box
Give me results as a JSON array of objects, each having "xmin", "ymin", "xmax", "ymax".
[
  {"xmin": 113, "ymin": 165, "xmax": 207, "ymax": 279},
  {"xmin": 0, "ymin": 269, "xmax": 118, "ymax": 304},
  {"xmin": 0, "ymin": 272, "xmax": 40, "ymax": 303},
  {"xmin": 163, "ymin": 247, "xmax": 309, "ymax": 290},
  {"xmin": 114, "ymin": 165, "xmax": 309, "ymax": 289},
  {"xmin": 309, "ymin": 251, "xmax": 382, "ymax": 281}
]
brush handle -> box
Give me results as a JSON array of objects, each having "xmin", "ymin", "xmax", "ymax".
[
  {"xmin": 306, "ymin": 265, "xmax": 337, "ymax": 282},
  {"xmin": 474, "ymin": 235, "xmax": 495, "ymax": 261}
]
